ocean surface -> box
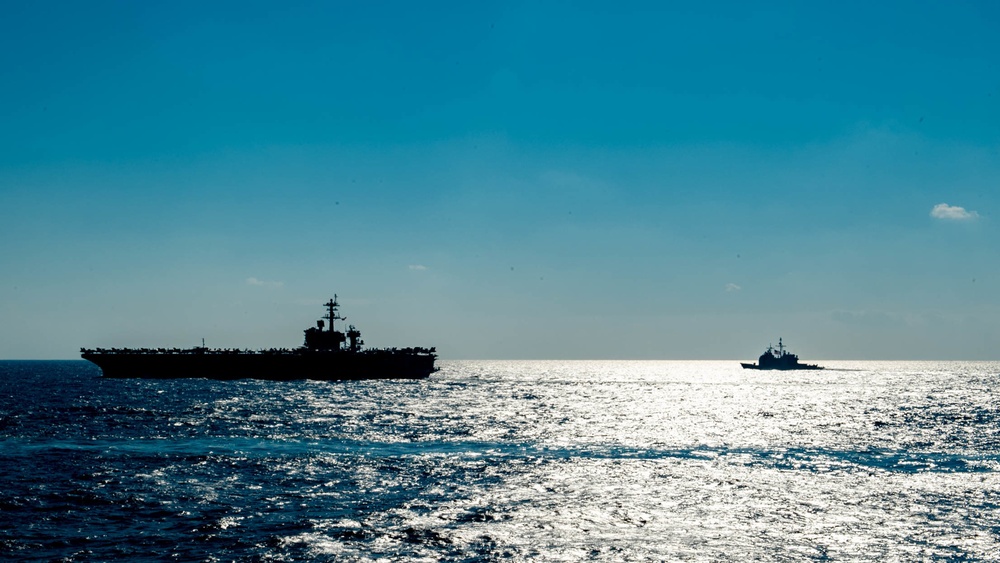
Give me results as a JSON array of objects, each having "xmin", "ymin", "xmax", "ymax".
[{"xmin": 1, "ymin": 360, "xmax": 999, "ymax": 561}]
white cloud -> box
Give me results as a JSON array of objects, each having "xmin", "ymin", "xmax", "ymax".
[
  {"xmin": 246, "ymin": 277, "xmax": 284, "ymax": 288},
  {"xmin": 931, "ymin": 203, "xmax": 978, "ymax": 220},
  {"xmin": 725, "ymin": 283, "xmax": 741, "ymax": 292},
  {"xmin": 408, "ymin": 264, "xmax": 428, "ymax": 271}
]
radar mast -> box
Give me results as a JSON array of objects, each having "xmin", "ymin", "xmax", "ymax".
[{"xmin": 323, "ymin": 295, "xmax": 346, "ymax": 333}]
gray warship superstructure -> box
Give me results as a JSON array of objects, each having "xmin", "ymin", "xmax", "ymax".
[
  {"xmin": 740, "ymin": 338, "xmax": 823, "ymax": 370},
  {"xmin": 82, "ymin": 296, "xmax": 437, "ymax": 380}
]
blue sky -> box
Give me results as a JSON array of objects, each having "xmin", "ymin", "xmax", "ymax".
[{"xmin": 2, "ymin": 1, "xmax": 999, "ymax": 359}]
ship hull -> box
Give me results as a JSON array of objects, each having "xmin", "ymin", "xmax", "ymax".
[
  {"xmin": 82, "ymin": 351, "xmax": 437, "ymax": 381},
  {"xmin": 741, "ymin": 362, "xmax": 823, "ymax": 370}
]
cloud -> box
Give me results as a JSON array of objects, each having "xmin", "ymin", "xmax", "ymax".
[
  {"xmin": 408, "ymin": 264, "xmax": 428, "ymax": 271},
  {"xmin": 931, "ymin": 203, "xmax": 978, "ymax": 220},
  {"xmin": 246, "ymin": 277, "xmax": 284, "ymax": 288},
  {"xmin": 725, "ymin": 283, "xmax": 741, "ymax": 292}
]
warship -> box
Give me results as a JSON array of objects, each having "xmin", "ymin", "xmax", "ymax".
[
  {"xmin": 740, "ymin": 338, "xmax": 823, "ymax": 370},
  {"xmin": 81, "ymin": 296, "xmax": 437, "ymax": 380}
]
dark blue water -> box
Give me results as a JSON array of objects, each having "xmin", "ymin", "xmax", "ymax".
[{"xmin": 2, "ymin": 360, "xmax": 999, "ymax": 561}]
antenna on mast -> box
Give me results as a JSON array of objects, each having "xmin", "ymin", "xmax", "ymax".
[{"xmin": 323, "ymin": 295, "xmax": 345, "ymax": 332}]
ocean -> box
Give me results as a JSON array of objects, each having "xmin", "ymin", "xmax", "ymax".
[{"xmin": 1, "ymin": 360, "xmax": 998, "ymax": 561}]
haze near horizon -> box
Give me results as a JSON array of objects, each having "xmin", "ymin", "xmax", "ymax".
[{"xmin": 2, "ymin": 1, "xmax": 999, "ymax": 360}]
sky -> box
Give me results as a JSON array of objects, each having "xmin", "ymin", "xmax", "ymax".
[{"xmin": 1, "ymin": 0, "xmax": 999, "ymax": 360}]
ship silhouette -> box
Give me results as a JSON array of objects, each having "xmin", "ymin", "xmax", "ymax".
[
  {"xmin": 81, "ymin": 296, "xmax": 437, "ymax": 380},
  {"xmin": 740, "ymin": 338, "xmax": 823, "ymax": 370}
]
